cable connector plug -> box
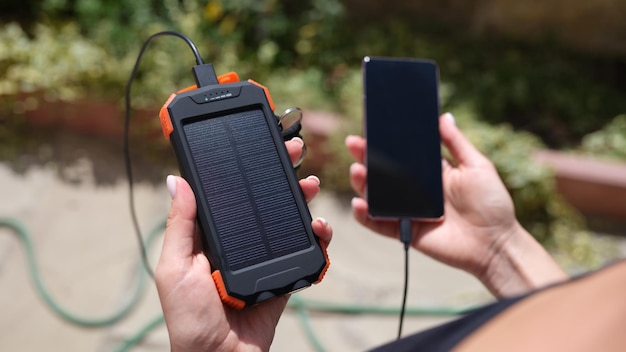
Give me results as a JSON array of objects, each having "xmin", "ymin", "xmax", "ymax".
[
  {"xmin": 400, "ymin": 218, "xmax": 412, "ymax": 250},
  {"xmin": 192, "ymin": 63, "xmax": 219, "ymax": 88}
]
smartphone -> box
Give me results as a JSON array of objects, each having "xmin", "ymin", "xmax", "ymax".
[
  {"xmin": 362, "ymin": 56, "xmax": 444, "ymax": 220},
  {"xmin": 160, "ymin": 75, "xmax": 329, "ymax": 309}
]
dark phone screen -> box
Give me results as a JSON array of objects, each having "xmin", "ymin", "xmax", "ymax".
[{"xmin": 363, "ymin": 57, "xmax": 444, "ymax": 219}]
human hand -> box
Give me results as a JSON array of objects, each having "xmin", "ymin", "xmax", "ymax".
[
  {"xmin": 346, "ymin": 113, "xmax": 566, "ymax": 297},
  {"xmin": 156, "ymin": 137, "xmax": 332, "ymax": 352}
]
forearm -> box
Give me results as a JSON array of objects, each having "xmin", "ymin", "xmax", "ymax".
[{"xmin": 480, "ymin": 222, "xmax": 569, "ymax": 298}]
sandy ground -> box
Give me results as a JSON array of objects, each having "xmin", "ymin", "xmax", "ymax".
[{"xmin": 0, "ymin": 133, "xmax": 622, "ymax": 352}]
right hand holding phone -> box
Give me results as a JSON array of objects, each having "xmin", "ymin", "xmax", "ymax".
[{"xmin": 346, "ymin": 113, "xmax": 567, "ymax": 297}]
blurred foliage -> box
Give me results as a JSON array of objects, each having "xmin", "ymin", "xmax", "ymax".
[
  {"xmin": 0, "ymin": 23, "xmax": 125, "ymax": 101},
  {"xmin": 1, "ymin": 0, "xmax": 624, "ymax": 144},
  {"xmin": 262, "ymin": 68, "xmax": 337, "ymax": 113},
  {"xmin": 579, "ymin": 114, "xmax": 626, "ymax": 161},
  {"xmin": 443, "ymin": 41, "xmax": 626, "ymax": 149},
  {"xmin": 0, "ymin": 0, "xmax": 622, "ymax": 266}
]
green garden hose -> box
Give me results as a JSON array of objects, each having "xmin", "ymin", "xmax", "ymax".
[
  {"xmin": 0, "ymin": 217, "xmax": 164, "ymax": 327},
  {"xmin": 1, "ymin": 217, "xmax": 476, "ymax": 351}
]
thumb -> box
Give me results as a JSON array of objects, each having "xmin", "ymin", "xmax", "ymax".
[
  {"xmin": 161, "ymin": 175, "xmax": 198, "ymax": 262},
  {"xmin": 439, "ymin": 112, "xmax": 489, "ymax": 167}
]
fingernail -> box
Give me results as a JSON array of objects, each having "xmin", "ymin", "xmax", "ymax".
[
  {"xmin": 166, "ymin": 175, "xmax": 177, "ymax": 199},
  {"xmin": 316, "ymin": 217, "xmax": 328, "ymax": 226},
  {"xmin": 306, "ymin": 175, "xmax": 320, "ymax": 185},
  {"xmin": 351, "ymin": 197, "xmax": 359, "ymax": 208},
  {"xmin": 349, "ymin": 162, "xmax": 360, "ymax": 175},
  {"xmin": 443, "ymin": 112, "xmax": 456, "ymax": 125},
  {"xmin": 290, "ymin": 136, "xmax": 305, "ymax": 147}
]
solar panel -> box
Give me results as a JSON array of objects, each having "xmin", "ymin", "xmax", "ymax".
[{"xmin": 183, "ymin": 109, "xmax": 311, "ymax": 271}]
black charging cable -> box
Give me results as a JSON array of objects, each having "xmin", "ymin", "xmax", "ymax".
[
  {"xmin": 398, "ymin": 218, "xmax": 413, "ymax": 339},
  {"xmin": 124, "ymin": 31, "xmax": 206, "ymax": 280}
]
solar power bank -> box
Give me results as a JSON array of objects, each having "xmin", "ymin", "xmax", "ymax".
[{"xmin": 159, "ymin": 72, "xmax": 329, "ymax": 309}]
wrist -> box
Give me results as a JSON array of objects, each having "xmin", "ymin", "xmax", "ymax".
[{"xmin": 479, "ymin": 222, "xmax": 568, "ymax": 298}]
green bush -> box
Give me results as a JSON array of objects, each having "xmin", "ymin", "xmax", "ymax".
[
  {"xmin": 579, "ymin": 114, "xmax": 626, "ymax": 162},
  {"xmin": 4, "ymin": 0, "xmax": 626, "ymax": 146},
  {"xmin": 0, "ymin": 23, "xmax": 122, "ymax": 101}
]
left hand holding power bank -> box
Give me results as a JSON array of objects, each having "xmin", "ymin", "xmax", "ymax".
[{"xmin": 155, "ymin": 141, "xmax": 332, "ymax": 352}]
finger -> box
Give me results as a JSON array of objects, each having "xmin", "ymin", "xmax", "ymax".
[
  {"xmin": 351, "ymin": 197, "xmax": 400, "ymax": 239},
  {"xmin": 311, "ymin": 217, "xmax": 333, "ymax": 246},
  {"xmin": 349, "ymin": 162, "xmax": 367, "ymax": 197},
  {"xmin": 160, "ymin": 175, "xmax": 198, "ymax": 263},
  {"xmin": 441, "ymin": 156, "xmax": 456, "ymax": 175},
  {"xmin": 345, "ymin": 135, "xmax": 366, "ymax": 163},
  {"xmin": 285, "ymin": 137, "xmax": 305, "ymax": 165},
  {"xmin": 299, "ymin": 175, "xmax": 321, "ymax": 203},
  {"xmin": 439, "ymin": 112, "xmax": 487, "ymax": 168}
]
